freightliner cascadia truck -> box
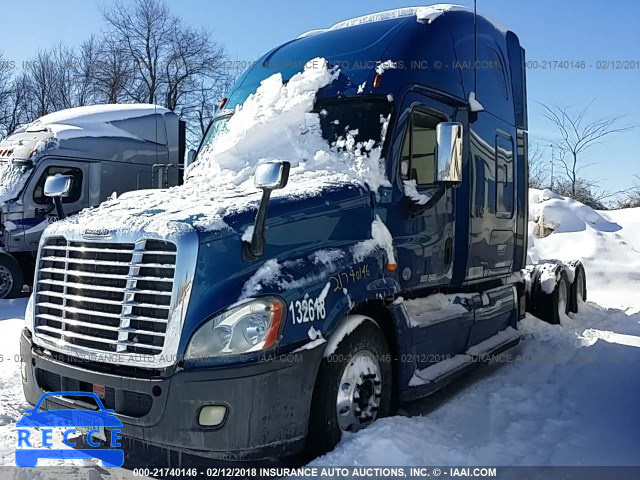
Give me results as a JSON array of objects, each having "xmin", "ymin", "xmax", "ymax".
[
  {"xmin": 19, "ymin": 5, "xmax": 587, "ymax": 461},
  {"xmin": 0, "ymin": 104, "xmax": 186, "ymax": 299}
]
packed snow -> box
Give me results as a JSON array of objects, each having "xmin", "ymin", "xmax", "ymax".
[
  {"xmin": 0, "ymin": 162, "xmax": 32, "ymax": 207},
  {"xmin": 403, "ymin": 293, "xmax": 470, "ymax": 327},
  {"xmin": 403, "ymin": 179, "xmax": 434, "ymax": 205},
  {"xmin": 468, "ymin": 91, "xmax": 485, "ymax": 112},
  {"xmin": 45, "ymin": 59, "xmax": 391, "ymax": 239}
]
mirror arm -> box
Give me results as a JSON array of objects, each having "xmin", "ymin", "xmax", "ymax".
[
  {"xmin": 52, "ymin": 197, "xmax": 66, "ymax": 220},
  {"xmin": 243, "ymin": 189, "xmax": 272, "ymax": 261}
]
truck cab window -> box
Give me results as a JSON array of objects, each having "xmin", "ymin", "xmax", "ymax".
[
  {"xmin": 33, "ymin": 166, "xmax": 83, "ymax": 205},
  {"xmin": 401, "ymin": 110, "xmax": 439, "ymax": 185}
]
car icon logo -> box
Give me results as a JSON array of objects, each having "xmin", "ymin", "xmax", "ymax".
[{"xmin": 15, "ymin": 391, "xmax": 124, "ymax": 468}]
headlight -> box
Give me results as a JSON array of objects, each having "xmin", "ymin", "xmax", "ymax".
[{"xmin": 185, "ymin": 297, "xmax": 284, "ymax": 360}]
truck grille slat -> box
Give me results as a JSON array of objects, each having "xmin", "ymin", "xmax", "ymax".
[
  {"xmin": 35, "ymin": 237, "xmax": 176, "ymax": 356},
  {"xmin": 39, "ymin": 268, "xmax": 174, "ymax": 282},
  {"xmin": 38, "ymin": 279, "xmax": 173, "ymax": 296}
]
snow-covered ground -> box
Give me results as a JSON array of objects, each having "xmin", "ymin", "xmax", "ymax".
[{"xmin": 0, "ymin": 190, "xmax": 639, "ymax": 469}]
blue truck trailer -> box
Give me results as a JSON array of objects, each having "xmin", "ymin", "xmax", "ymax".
[{"xmin": 19, "ymin": 5, "xmax": 586, "ymax": 461}]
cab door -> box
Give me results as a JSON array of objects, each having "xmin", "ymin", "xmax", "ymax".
[
  {"xmin": 21, "ymin": 158, "xmax": 89, "ymax": 251},
  {"xmin": 383, "ymin": 94, "xmax": 472, "ymax": 371}
]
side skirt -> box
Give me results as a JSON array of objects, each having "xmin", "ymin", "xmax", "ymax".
[{"xmin": 399, "ymin": 327, "xmax": 520, "ymax": 402}]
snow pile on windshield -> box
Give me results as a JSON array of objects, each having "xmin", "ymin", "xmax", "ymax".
[
  {"xmin": 49, "ymin": 59, "xmax": 391, "ymax": 237},
  {"xmin": 0, "ymin": 162, "xmax": 31, "ymax": 207},
  {"xmin": 187, "ymin": 59, "xmax": 390, "ymax": 191}
]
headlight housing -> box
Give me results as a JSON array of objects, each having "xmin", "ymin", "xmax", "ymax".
[{"xmin": 185, "ymin": 297, "xmax": 285, "ymax": 360}]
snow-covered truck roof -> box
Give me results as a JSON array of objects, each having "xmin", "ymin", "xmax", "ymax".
[
  {"xmin": 0, "ymin": 104, "xmax": 180, "ymax": 206},
  {"xmin": 0, "ymin": 103, "xmax": 176, "ymax": 164}
]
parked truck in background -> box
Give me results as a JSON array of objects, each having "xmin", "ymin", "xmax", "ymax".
[
  {"xmin": 20, "ymin": 5, "xmax": 587, "ymax": 462},
  {"xmin": 0, "ymin": 104, "xmax": 186, "ymax": 298}
]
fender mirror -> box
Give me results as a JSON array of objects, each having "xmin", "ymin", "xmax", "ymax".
[
  {"xmin": 435, "ymin": 122, "xmax": 463, "ymax": 185},
  {"xmin": 44, "ymin": 174, "xmax": 73, "ymax": 219}
]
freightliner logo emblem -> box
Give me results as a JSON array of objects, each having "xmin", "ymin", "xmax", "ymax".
[{"xmin": 83, "ymin": 228, "xmax": 113, "ymax": 239}]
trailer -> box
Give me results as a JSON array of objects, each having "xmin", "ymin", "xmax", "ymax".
[
  {"xmin": 20, "ymin": 4, "xmax": 586, "ymax": 462},
  {"xmin": 0, "ymin": 104, "xmax": 186, "ymax": 298}
]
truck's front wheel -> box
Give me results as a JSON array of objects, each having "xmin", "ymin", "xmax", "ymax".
[
  {"xmin": 307, "ymin": 319, "xmax": 392, "ymax": 456},
  {"xmin": 0, "ymin": 254, "xmax": 23, "ymax": 299}
]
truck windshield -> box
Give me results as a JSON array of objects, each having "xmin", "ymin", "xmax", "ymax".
[{"xmin": 197, "ymin": 98, "xmax": 392, "ymax": 157}]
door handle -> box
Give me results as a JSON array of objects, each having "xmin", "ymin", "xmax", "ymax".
[{"xmin": 444, "ymin": 238, "xmax": 453, "ymax": 267}]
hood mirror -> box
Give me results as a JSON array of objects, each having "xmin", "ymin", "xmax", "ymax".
[
  {"xmin": 244, "ymin": 160, "xmax": 291, "ymax": 261},
  {"xmin": 44, "ymin": 174, "xmax": 73, "ymax": 219},
  {"xmin": 254, "ymin": 160, "xmax": 290, "ymax": 190}
]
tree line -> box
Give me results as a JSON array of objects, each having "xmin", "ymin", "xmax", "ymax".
[{"xmin": 0, "ymin": 0, "xmax": 237, "ymax": 143}]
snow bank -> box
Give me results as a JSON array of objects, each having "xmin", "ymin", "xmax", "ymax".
[
  {"xmin": 528, "ymin": 188, "xmax": 639, "ymax": 308},
  {"xmin": 48, "ymin": 59, "xmax": 391, "ymax": 237}
]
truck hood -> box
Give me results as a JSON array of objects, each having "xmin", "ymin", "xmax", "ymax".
[{"xmin": 44, "ymin": 174, "xmax": 368, "ymax": 241}]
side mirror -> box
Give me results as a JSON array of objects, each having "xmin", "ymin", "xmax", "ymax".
[
  {"xmin": 185, "ymin": 149, "xmax": 197, "ymax": 169},
  {"xmin": 435, "ymin": 122, "xmax": 463, "ymax": 185},
  {"xmin": 44, "ymin": 174, "xmax": 72, "ymax": 198},
  {"xmin": 244, "ymin": 161, "xmax": 291, "ymax": 261},
  {"xmin": 44, "ymin": 174, "xmax": 73, "ymax": 219},
  {"xmin": 254, "ymin": 160, "xmax": 290, "ymax": 190}
]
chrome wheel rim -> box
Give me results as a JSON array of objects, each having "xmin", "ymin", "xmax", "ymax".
[
  {"xmin": 557, "ymin": 279, "xmax": 568, "ymax": 318},
  {"xmin": 336, "ymin": 350, "xmax": 382, "ymax": 433},
  {"xmin": 0, "ymin": 265, "xmax": 13, "ymax": 298}
]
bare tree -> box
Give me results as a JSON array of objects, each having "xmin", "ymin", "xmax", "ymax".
[
  {"xmin": 76, "ymin": 37, "xmax": 101, "ymax": 106},
  {"xmin": 93, "ymin": 34, "xmax": 133, "ymax": 104},
  {"xmin": 540, "ymin": 100, "xmax": 636, "ymax": 196},
  {"xmin": 163, "ymin": 25, "xmax": 226, "ymax": 111},
  {"xmin": 101, "ymin": 0, "xmax": 175, "ymax": 104},
  {"xmin": 528, "ymin": 141, "xmax": 549, "ymax": 189},
  {"xmin": 616, "ymin": 175, "xmax": 640, "ymax": 209},
  {"xmin": 0, "ymin": 74, "xmax": 30, "ymax": 136},
  {"xmin": 24, "ymin": 50, "xmax": 56, "ymax": 118}
]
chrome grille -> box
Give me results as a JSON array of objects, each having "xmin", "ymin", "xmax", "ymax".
[{"xmin": 34, "ymin": 237, "xmax": 177, "ymax": 356}]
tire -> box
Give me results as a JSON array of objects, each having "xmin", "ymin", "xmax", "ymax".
[
  {"xmin": 537, "ymin": 269, "xmax": 570, "ymax": 325},
  {"xmin": 568, "ymin": 261, "xmax": 587, "ymax": 314},
  {"xmin": 0, "ymin": 254, "xmax": 23, "ymax": 299},
  {"xmin": 307, "ymin": 319, "xmax": 392, "ymax": 456}
]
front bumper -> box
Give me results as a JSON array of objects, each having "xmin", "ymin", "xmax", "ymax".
[{"xmin": 20, "ymin": 329, "xmax": 323, "ymax": 460}]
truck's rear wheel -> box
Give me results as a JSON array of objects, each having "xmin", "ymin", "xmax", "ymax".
[
  {"xmin": 307, "ymin": 319, "xmax": 392, "ymax": 456},
  {"xmin": 0, "ymin": 254, "xmax": 23, "ymax": 299},
  {"xmin": 539, "ymin": 270, "xmax": 570, "ymax": 325},
  {"xmin": 568, "ymin": 262, "xmax": 587, "ymax": 313}
]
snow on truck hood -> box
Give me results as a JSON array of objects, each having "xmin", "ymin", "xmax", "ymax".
[{"xmin": 48, "ymin": 59, "xmax": 391, "ymax": 238}]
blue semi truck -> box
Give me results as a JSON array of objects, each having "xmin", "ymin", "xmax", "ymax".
[{"xmin": 20, "ymin": 5, "xmax": 586, "ymax": 461}]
